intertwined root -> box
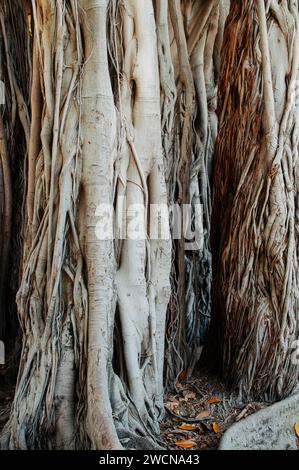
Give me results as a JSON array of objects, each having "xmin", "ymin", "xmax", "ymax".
[
  {"xmin": 212, "ymin": 0, "xmax": 299, "ymax": 401},
  {"xmin": 0, "ymin": 0, "xmax": 30, "ymax": 341},
  {"xmin": 1, "ymin": 0, "xmax": 170, "ymax": 450},
  {"xmin": 2, "ymin": 0, "xmax": 298, "ymax": 451},
  {"xmin": 161, "ymin": 0, "xmax": 229, "ymax": 383}
]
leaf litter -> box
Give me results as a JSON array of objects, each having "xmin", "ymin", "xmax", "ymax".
[{"xmin": 162, "ymin": 368, "xmax": 269, "ymax": 450}]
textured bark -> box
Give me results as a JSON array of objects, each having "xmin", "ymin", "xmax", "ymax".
[
  {"xmin": 1, "ymin": 0, "xmax": 299, "ymax": 452},
  {"xmin": 161, "ymin": 0, "xmax": 230, "ymax": 383},
  {"xmin": 1, "ymin": 0, "xmax": 170, "ymax": 450},
  {"xmin": 212, "ymin": 0, "xmax": 299, "ymax": 400},
  {"xmin": 2, "ymin": 0, "xmax": 225, "ymax": 449},
  {"xmin": 0, "ymin": 0, "xmax": 30, "ymax": 343}
]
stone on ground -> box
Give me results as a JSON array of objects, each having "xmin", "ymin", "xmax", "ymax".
[{"xmin": 219, "ymin": 393, "xmax": 299, "ymax": 450}]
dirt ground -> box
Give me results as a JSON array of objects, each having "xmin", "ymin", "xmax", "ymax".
[
  {"xmin": 0, "ymin": 364, "xmax": 268, "ymax": 449},
  {"xmin": 161, "ymin": 368, "xmax": 269, "ymax": 450}
]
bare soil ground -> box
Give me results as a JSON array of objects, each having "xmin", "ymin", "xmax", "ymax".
[{"xmin": 161, "ymin": 369, "xmax": 269, "ymax": 450}]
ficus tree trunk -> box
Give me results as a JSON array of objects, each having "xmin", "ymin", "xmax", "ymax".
[
  {"xmin": 1, "ymin": 0, "xmax": 299, "ymax": 452},
  {"xmin": 1, "ymin": 0, "xmax": 171, "ymax": 450},
  {"xmin": 0, "ymin": 0, "xmax": 30, "ymax": 344},
  {"xmin": 212, "ymin": 0, "xmax": 299, "ymax": 401},
  {"xmin": 161, "ymin": 0, "xmax": 230, "ymax": 383},
  {"xmin": 0, "ymin": 0, "xmax": 230, "ymax": 450}
]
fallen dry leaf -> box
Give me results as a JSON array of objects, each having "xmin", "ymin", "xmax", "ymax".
[
  {"xmin": 169, "ymin": 396, "xmax": 179, "ymax": 402},
  {"xmin": 294, "ymin": 422, "xmax": 299, "ymax": 437},
  {"xmin": 235, "ymin": 404, "xmax": 253, "ymax": 422},
  {"xmin": 212, "ymin": 422, "xmax": 221, "ymax": 433},
  {"xmin": 182, "ymin": 390, "xmax": 196, "ymax": 400},
  {"xmin": 178, "ymin": 370, "xmax": 188, "ymax": 381},
  {"xmin": 165, "ymin": 400, "xmax": 179, "ymax": 410},
  {"xmin": 196, "ymin": 409, "xmax": 210, "ymax": 420},
  {"xmin": 178, "ymin": 423, "xmax": 199, "ymax": 431},
  {"xmin": 208, "ymin": 397, "xmax": 222, "ymax": 404},
  {"xmin": 175, "ymin": 439, "xmax": 197, "ymax": 448}
]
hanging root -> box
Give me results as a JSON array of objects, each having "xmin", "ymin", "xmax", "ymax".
[
  {"xmin": 1, "ymin": 0, "xmax": 171, "ymax": 450},
  {"xmin": 0, "ymin": 0, "xmax": 30, "ymax": 342},
  {"xmin": 212, "ymin": 0, "xmax": 299, "ymax": 401},
  {"xmin": 157, "ymin": 0, "xmax": 228, "ymax": 385}
]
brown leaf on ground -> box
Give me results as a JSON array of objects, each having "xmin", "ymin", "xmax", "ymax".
[
  {"xmin": 182, "ymin": 390, "xmax": 196, "ymax": 400},
  {"xmin": 294, "ymin": 422, "xmax": 299, "ymax": 437},
  {"xmin": 178, "ymin": 370, "xmax": 188, "ymax": 381},
  {"xmin": 165, "ymin": 400, "xmax": 179, "ymax": 410},
  {"xmin": 196, "ymin": 409, "xmax": 210, "ymax": 420},
  {"xmin": 235, "ymin": 404, "xmax": 253, "ymax": 422},
  {"xmin": 169, "ymin": 396, "xmax": 179, "ymax": 402},
  {"xmin": 178, "ymin": 423, "xmax": 200, "ymax": 431},
  {"xmin": 212, "ymin": 422, "xmax": 221, "ymax": 433},
  {"xmin": 175, "ymin": 439, "xmax": 197, "ymax": 448},
  {"xmin": 208, "ymin": 397, "xmax": 222, "ymax": 404}
]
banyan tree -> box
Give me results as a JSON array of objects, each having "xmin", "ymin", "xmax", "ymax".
[{"xmin": 0, "ymin": 0, "xmax": 298, "ymax": 450}]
